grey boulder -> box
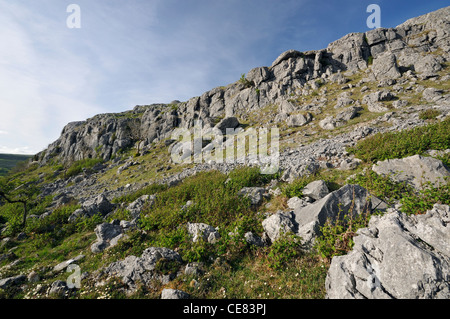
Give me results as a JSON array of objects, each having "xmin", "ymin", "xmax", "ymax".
[
  {"xmin": 78, "ymin": 194, "xmax": 115, "ymax": 219},
  {"xmin": 237, "ymin": 187, "xmax": 266, "ymax": 206},
  {"xmin": 371, "ymin": 52, "xmax": 401, "ymax": 80},
  {"xmin": 161, "ymin": 288, "xmax": 190, "ymax": 299},
  {"xmin": 102, "ymin": 247, "xmax": 182, "ymax": 292},
  {"xmin": 91, "ymin": 222, "xmax": 124, "ymax": 253},
  {"xmin": 372, "ymin": 155, "xmax": 450, "ymax": 190},
  {"xmin": 326, "ymin": 204, "xmax": 450, "ymax": 299},
  {"xmin": 262, "ymin": 211, "xmax": 297, "ymax": 243},
  {"xmin": 301, "ymin": 180, "xmax": 329, "ymax": 201},
  {"xmin": 293, "ymin": 184, "xmax": 386, "ymax": 248},
  {"xmin": 0, "ymin": 275, "xmax": 26, "ymax": 290}
]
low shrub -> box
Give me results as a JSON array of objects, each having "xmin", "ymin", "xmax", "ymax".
[
  {"xmin": 348, "ymin": 117, "xmax": 450, "ymax": 163},
  {"xmin": 267, "ymin": 232, "xmax": 302, "ymax": 270},
  {"xmin": 315, "ymin": 207, "xmax": 372, "ymax": 261},
  {"xmin": 419, "ymin": 109, "xmax": 440, "ymax": 120},
  {"xmin": 66, "ymin": 158, "xmax": 103, "ymax": 178}
]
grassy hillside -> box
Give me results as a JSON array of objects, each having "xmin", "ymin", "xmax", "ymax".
[{"xmin": 0, "ymin": 154, "xmax": 32, "ymax": 176}]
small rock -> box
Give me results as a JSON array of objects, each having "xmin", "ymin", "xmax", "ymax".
[
  {"xmin": 27, "ymin": 271, "xmax": 40, "ymax": 283},
  {"xmin": 161, "ymin": 288, "xmax": 190, "ymax": 299},
  {"xmin": 187, "ymin": 223, "xmax": 220, "ymax": 244},
  {"xmin": 49, "ymin": 280, "xmax": 70, "ymax": 298},
  {"xmin": 244, "ymin": 232, "xmax": 266, "ymax": 247},
  {"xmin": 301, "ymin": 180, "xmax": 330, "ymax": 200},
  {"xmin": 237, "ymin": 187, "xmax": 266, "ymax": 206}
]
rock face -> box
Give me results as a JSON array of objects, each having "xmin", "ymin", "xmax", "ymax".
[
  {"xmin": 372, "ymin": 155, "xmax": 450, "ymax": 189},
  {"xmin": 326, "ymin": 204, "xmax": 450, "ymax": 299}
]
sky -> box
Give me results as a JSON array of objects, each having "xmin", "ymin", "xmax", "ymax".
[{"xmin": 0, "ymin": 0, "xmax": 447, "ymax": 155}]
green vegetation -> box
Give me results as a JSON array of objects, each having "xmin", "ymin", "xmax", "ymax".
[
  {"xmin": 348, "ymin": 117, "xmax": 450, "ymax": 163},
  {"xmin": 66, "ymin": 158, "xmax": 103, "ymax": 178},
  {"xmin": 0, "ymin": 154, "xmax": 32, "ymax": 176},
  {"xmin": 238, "ymin": 73, "xmax": 254, "ymax": 88},
  {"xmin": 315, "ymin": 207, "xmax": 372, "ymax": 261},
  {"xmin": 419, "ymin": 108, "xmax": 441, "ymax": 120}
]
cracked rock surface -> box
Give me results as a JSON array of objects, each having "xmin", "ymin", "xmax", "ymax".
[{"xmin": 325, "ymin": 204, "xmax": 450, "ymax": 299}]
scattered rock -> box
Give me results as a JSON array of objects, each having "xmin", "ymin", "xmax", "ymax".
[
  {"xmin": 184, "ymin": 262, "xmax": 203, "ymax": 276},
  {"xmin": 0, "ymin": 275, "xmax": 26, "ymax": 290},
  {"xmin": 244, "ymin": 232, "xmax": 267, "ymax": 247},
  {"xmin": 286, "ymin": 113, "xmax": 313, "ymax": 127},
  {"xmin": 53, "ymin": 255, "xmax": 85, "ymax": 273},
  {"xmin": 82, "ymin": 194, "xmax": 115, "ymax": 217},
  {"xmin": 49, "ymin": 280, "xmax": 71, "ymax": 298},
  {"xmin": 27, "ymin": 271, "xmax": 40, "ymax": 283}
]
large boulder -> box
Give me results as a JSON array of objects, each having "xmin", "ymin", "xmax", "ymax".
[
  {"xmin": 0, "ymin": 275, "xmax": 26, "ymax": 290},
  {"xmin": 372, "ymin": 155, "xmax": 450, "ymax": 190},
  {"xmin": 326, "ymin": 204, "xmax": 450, "ymax": 299},
  {"xmin": 371, "ymin": 52, "xmax": 401, "ymax": 80},
  {"xmin": 293, "ymin": 184, "xmax": 386, "ymax": 247},
  {"xmin": 286, "ymin": 113, "xmax": 313, "ymax": 127}
]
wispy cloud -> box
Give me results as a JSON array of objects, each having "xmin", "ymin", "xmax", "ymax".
[{"xmin": 0, "ymin": 0, "xmax": 446, "ymax": 154}]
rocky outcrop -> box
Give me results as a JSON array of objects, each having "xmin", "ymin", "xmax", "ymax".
[
  {"xmin": 293, "ymin": 184, "xmax": 387, "ymax": 247},
  {"xmin": 261, "ymin": 184, "xmax": 387, "ymax": 247},
  {"xmin": 32, "ymin": 6, "xmax": 449, "ymax": 167},
  {"xmin": 325, "ymin": 204, "xmax": 450, "ymax": 299},
  {"xmin": 100, "ymin": 247, "xmax": 183, "ymax": 292}
]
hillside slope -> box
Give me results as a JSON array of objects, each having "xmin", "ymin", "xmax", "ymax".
[
  {"xmin": 0, "ymin": 6, "xmax": 449, "ymax": 300},
  {"xmin": 0, "ymin": 154, "xmax": 32, "ymax": 177}
]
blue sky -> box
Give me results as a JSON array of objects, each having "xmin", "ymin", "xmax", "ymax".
[{"xmin": 0, "ymin": 0, "xmax": 447, "ymax": 154}]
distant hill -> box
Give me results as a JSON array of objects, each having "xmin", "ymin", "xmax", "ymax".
[{"xmin": 0, "ymin": 153, "xmax": 32, "ymax": 176}]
